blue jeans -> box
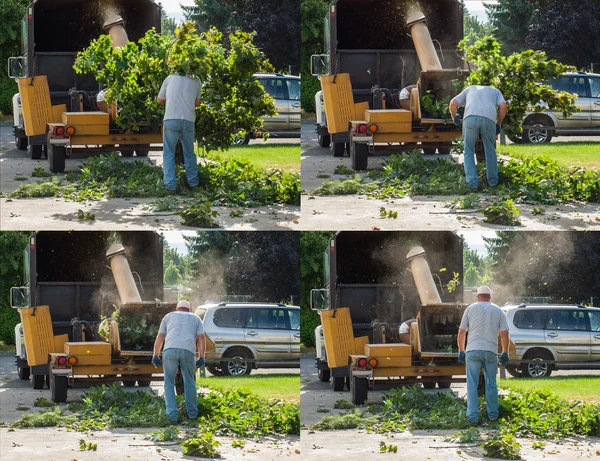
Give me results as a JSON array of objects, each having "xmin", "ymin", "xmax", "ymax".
[
  {"xmin": 162, "ymin": 119, "xmax": 199, "ymax": 191},
  {"xmin": 463, "ymin": 115, "xmax": 498, "ymax": 189},
  {"xmin": 162, "ymin": 348, "xmax": 198, "ymax": 421},
  {"xmin": 465, "ymin": 350, "xmax": 499, "ymax": 422}
]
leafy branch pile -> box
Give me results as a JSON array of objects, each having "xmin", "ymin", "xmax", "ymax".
[
  {"xmin": 98, "ymin": 308, "xmax": 160, "ymax": 351},
  {"xmin": 74, "ymin": 23, "xmax": 276, "ymax": 150}
]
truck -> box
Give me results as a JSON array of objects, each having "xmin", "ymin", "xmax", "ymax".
[
  {"xmin": 311, "ymin": 0, "xmax": 471, "ymax": 170},
  {"xmin": 8, "ymin": 0, "xmax": 162, "ymax": 173},
  {"xmin": 10, "ymin": 231, "xmax": 175, "ymax": 402},
  {"xmin": 311, "ymin": 231, "xmax": 464, "ymax": 399}
]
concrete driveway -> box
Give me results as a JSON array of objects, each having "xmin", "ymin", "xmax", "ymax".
[
  {"xmin": 300, "ymin": 120, "xmax": 600, "ymax": 230},
  {"xmin": 0, "ymin": 122, "xmax": 300, "ymax": 230},
  {"xmin": 300, "ymin": 353, "xmax": 600, "ymax": 460}
]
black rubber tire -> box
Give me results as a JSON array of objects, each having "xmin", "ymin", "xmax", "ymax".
[
  {"xmin": 206, "ymin": 365, "xmax": 225, "ymax": 376},
  {"xmin": 351, "ymin": 143, "xmax": 368, "ymax": 171},
  {"xmin": 505, "ymin": 366, "xmax": 523, "ymax": 378},
  {"xmin": 437, "ymin": 380, "xmax": 452, "ymax": 389},
  {"xmin": 50, "ymin": 374, "xmax": 68, "ymax": 403},
  {"xmin": 120, "ymin": 150, "xmax": 134, "ymax": 157},
  {"xmin": 18, "ymin": 366, "xmax": 30, "ymax": 380},
  {"xmin": 331, "ymin": 376, "xmax": 345, "ymax": 391},
  {"xmin": 48, "ymin": 145, "xmax": 66, "ymax": 173},
  {"xmin": 422, "ymin": 148, "xmax": 436, "ymax": 155},
  {"xmin": 32, "ymin": 374, "xmax": 45, "ymax": 389},
  {"xmin": 351, "ymin": 376, "xmax": 368, "ymax": 405},
  {"xmin": 317, "ymin": 367, "xmax": 331, "ymax": 382},
  {"xmin": 233, "ymin": 133, "xmax": 251, "ymax": 146},
  {"xmin": 331, "ymin": 142, "xmax": 345, "ymax": 157},
  {"xmin": 422, "ymin": 382, "xmax": 436, "ymax": 389},
  {"xmin": 137, "ymin": 380, "xmax": 151, "ymax": 387},
  {"xmin": 135, "ymin": 144, "xmax": 150, "ymax": 157},
  {"xmin": 318, "ymin": 134, "xmax": 331, "ymax": 148},
  {"xmin": 122, "ymin": 380, "xmax": 136, "ymax": 387},
  {"xmin": 16, "ymin": 136, "xmax": 28, "ymax": 150},
  {"xmin": 521, "ymin": 353, "xmax": 553, "ymax": 378},
  {"xmin": 222, "ymin": 351, "xmax": 253, "ymax": 376},
  {"xmin": 477, "ymin": 374, "xmax": 486, "ymax": 397},
  {"xmin": 438, "ymin": 147, "xmax": 451, "ymax": 155},
  {"xmin": 29, "ymin": 144, "xmax": 43, "ymax": 160},
  {"xmin": 175, "ymin": 380, "xmax": 185, "ymax": 396}
]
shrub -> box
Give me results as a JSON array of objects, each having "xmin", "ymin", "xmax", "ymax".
[
  {"xmin": 0, "ymin": 307, "xmax": 20, "ymax": 344},
  {"xmin": 301, "ymin": 74, "xmax": 321, "ymax": 113},
  {"xmin": 300, "ymin": 306, "xmax": 321, "ymax": 347},
  {"xmin": 0, "ymin": 75, "xmax": 17, "ymax": 116}
]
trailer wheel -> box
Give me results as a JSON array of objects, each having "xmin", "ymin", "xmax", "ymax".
[
  {"xmin": 437, "ymin": 380, "xmax": 452, "ymax": 389},
  {"xmin": 120, "ymin": 150, "xmax": 134, "ymax": 157},
  {"xmin": 351, "ymin": 376, "xmax": 368, "ymax": 405},
  {"xmin": 331, "ymin": 142, "xmax": 345, "ymax": 157},
  {"xmin": 137, "ymin": 379, "xmax": 151, "ymax": 387},
  {"xmin": 50, "ymin": 374, "xmax": 68, "ymax": 403},
  {"xmin": 16, "ymin": 136, "xmax": 28, "ymax": 150},
  {"xmin": 437, "ymin": 147, "xmax": 451, "ymax": 155},
  {"xmin": 32, "ymin": 374, "xmax": 45, "ymax": 389},
  {"xmin": 18, "ymin": 365, "xmax": 30, "ymax": 380},
  {"xmin": 29, "ymin": 144, "xmax": 43, "ymax": 159},
  {"xmin": 317, "ymin": 368, "xmax": 330, "ymax": 382},
  {"xmin": 477, "ymin": 374, "xmax": 485, "ymax": 397},
  {"xmin": 351, "ymin": 143, "xmax": 368, "ymax": 171},
  {"xmin": 422, "ymin": 148, "xmax": 436, "ymax": 155},
  {"xmin": 422, "ymin": 381, "xmax": 436, "ymax": 389},
  {"xmin": 122, "ymin": 380, "xmax": 136, "ymax": 387},
  {"xmin": 48, "ymin": 145, "xmax": 66, "ymax": 173},
  {"xmin": 135, "ymin": 144, "xmax": 150, "ymax": 157},
  {"xmin": 331, "ymin": 376, "xmax": 345, "ymax": 391},
  {"xmin": 318, "ymin": 134, "xmax": 330, "ymax": 148}
]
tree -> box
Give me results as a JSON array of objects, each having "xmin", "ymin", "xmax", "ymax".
[
  {"xmin": 164, "ymin": 263, "xmax": 183, "ymax": 286},
  {"xmin": 463, "ymin": 8, "xmax": 493, "ymax": 47},
  {"xmin": 300, "ymin": 0, "xmax": 329, "ymax": 112},
  {"xmin": 0, "ymin": 0, "xmax": 29, "ymax": 114},
  {"xmin": 461, "ymin": 36, "xmax": 577, "ymax": 137},
  {"xmin": 484, "ymin": 0, "xmax": 535, "ymax": 55},
  {"xmin": 463, "ymin": 242, "xmax": 489, "ymax": 287}
]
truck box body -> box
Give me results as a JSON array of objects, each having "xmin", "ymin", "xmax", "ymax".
[
  {"xmin": 21, "ymin": 0, "xmax": 161, "ymax": 107},
  {"xmin": 326, "ymin": 0, "xmax": 464, "ymax": 103}
]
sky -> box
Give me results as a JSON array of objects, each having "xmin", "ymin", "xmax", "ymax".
[{"xmin": 159, "ymin": 0, "xmax": 496, "ymax": 23}]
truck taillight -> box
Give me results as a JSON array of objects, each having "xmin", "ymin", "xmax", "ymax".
[
  {"xmin": 57, "ymin": 356, "xmax": 67, "ymax": 365},
  {"xmin": 368, "ymin": 124, "xmax": 378, "ymax": 133},
  {"xmin": 368, "ymin": 358, "xmax": 378, "ymax": 367},
  {"xmin": 55, "ymin": 126, "xmax": 65, "ymax": 135},
  {"xmin": 68, "ymin": 356, "xmax": 77, "ymax": 365},
  {"xmin": 66, "ymin": 126, "xmax": 76, "ymax": 135},
  {"xmin": 357, "ymin": 124, "xmax": 368, "ymax": 133},
  {"xmin": 357, "ymin": 358, "xmax": 368, "ymax": 367}
]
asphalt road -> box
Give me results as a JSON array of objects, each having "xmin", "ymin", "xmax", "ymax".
[{"xmin": 300, "ymin": 120, "xmax": 600, "ymax": 230}]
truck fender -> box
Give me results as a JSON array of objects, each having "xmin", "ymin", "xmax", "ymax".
[
  {"xmin": 314, "ymin": 325, "xmax": 327, "ymax": 361},
  {"xmin": 315, "ymin": 90, "xmax": 326, "ymax": 127},
  {"xmin": 12, "ymin": 93, "xmax": 24, "ymax": 130},
  {"xmin": 14, "ymin": 323, "xmax": 26, "ymax": 360}
]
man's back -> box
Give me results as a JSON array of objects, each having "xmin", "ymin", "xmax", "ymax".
[
  {"xmin": 159, "ymin": 74, "xmax": 201, "ymax": 122},
  {"xmin": 454, "ymin": 85, "xmax": 505, "ymax": 123},
  {"xmin": 459, "ymin": 302, "xmax": 508, "ymax": 353},
  {"xmin": 159, "ymin": 311, "xmax": 204, "ymax": 354}
]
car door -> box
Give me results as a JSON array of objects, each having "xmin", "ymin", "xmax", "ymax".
[
  {"xmin": 209, "ymin": 307, "xmax": 247, "ymax": 354},
  {"xmin": 588, "ymin": 76, "xmax": 600, "ymax": 128},
  {"xmin": 288, "ymin": 308, "xmax": 301, "ymax": 361},
  {"xmin": 257, "ymin": 77, "xmax": 289, "ymax": 132},
  {"xmin": 551, "ymin": 76, "xmax": 591, "ymax": 128},
  {"xmin": 244, "ymin": 307, "xmax": 291, "ymax": 362},
  {"xmin": 587, "ymin": 310, "xmax": 600, "ymax": 360},
  {"xmin": 544, "ymin": 308, "xmax": 591, "ymax": 362},
  {"xmin": 285, "ymin": 78, "xmax": 301, "ymax": 131}
]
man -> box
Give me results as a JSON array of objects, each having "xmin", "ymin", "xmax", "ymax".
[
  {"xmin": 457, "ymin": 286, "xmax": 509, "ymax": 425},
  {"xmin": 96, "ymin": 87, "xmax": 107, "ymax": 113},
  {"xmin": 157, "ymin": 72, "xmax": 201, "ymax": 194},
  {"xmin": 152, "ymin": 300, "xmax": 205, "ymax": 424},
  {"xmin": 398, "ymin": 84, "xmax": 417, "ymax": 110},
  {"xmin": 449, "ymin": 85, "xmax": 508, "ymax": 191},
  {"xmin": 398, "ymin": 318, "xmax": 416, "ymax": 344}
]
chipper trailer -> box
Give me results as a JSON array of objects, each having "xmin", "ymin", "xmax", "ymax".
[
  {"xmin": 313, "ymin": 239, "xmax": 467, "ymax": 405},
  {"xmin": 311, "ymin": 1, "xmax": 472, "ymax": 170},
  {"xmin": 8, "ymin": 0, "xmax": 163, "ymax": 173},
  {"xmin": 10, "ymin": 231, "xmax": 178, "ymax": 403}
]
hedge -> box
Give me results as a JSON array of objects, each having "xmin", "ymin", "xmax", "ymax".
[
  {"xmin": 301, "ymin": 73, "xmax": 321, "ymax": 114},
  {"xmin": 0, "ymin": 75, "xmax": 17, "ymax": 116},
  {"xmin": 300, "ymin": 306, "xmax": 321, "ymax": 347},
  {"xmin": 0, "ymin": 307, "xmax": 21, "ymax": 344}
]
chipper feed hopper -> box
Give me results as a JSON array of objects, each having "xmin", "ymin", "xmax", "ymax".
[
  {"xmin": 16, "ymin": 237, "xmax": 174, "ymax": 403},
  {"xmin": 319, "ymin": 246, "xmax": 465, "ymax": 405},
  {"xmin": 317, "ymin": 8, "xmax": 467, "ymax": 170}
]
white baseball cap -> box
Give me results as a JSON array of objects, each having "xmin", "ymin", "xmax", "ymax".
[
  {"xmin": 477, "ymin": 286, "xmax": 492, "ymax": 295},
  {"xmin": 177, "ymin": 300, "xmax": 191, "ymax": 310}
]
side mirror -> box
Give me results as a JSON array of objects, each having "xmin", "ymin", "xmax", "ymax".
[
  {"xmin": 10, "ymin": 287, "xmax": 29, "ymax": 308},
  {"xmin": 8, "ymin": 57, "xmax": 27, "ymax": 79},
  {"xmin": 310, "ymin": 54, "xmax": 328, "ymax": 77},
  {"xmin": 310, "ymin": 289, "xmax": 329, "ymax": 311}
]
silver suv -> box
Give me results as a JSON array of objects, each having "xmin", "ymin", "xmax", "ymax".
[
  {"xmin": 513, "ymin": 72, "xmax": 600, "ymax": 143},
  {"xmin": 235, "ymin": 73, "xmax": 301, "ymax": 144},
  {"xmin": 502, "ymin": 304, "xmax": 600, "ymax": 378},
  {"xmin": 199, "ymin": 302, "xmax": 300, "ymax": 376}
]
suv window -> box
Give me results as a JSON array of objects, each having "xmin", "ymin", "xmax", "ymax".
[
  {"xmin": 545, "ymin": 309, "xmax": 587, "ymax": 331},
  {"xmin": 589, "ymin": 77, "xmax": 600, "ymax": 98},
  {"xmin": 286, "ymin": 80, "xmax": 300, "ymax": 101},
  {"xmin": 588, "ymin": 311, "xmax": 600, "ymax": 332},
  {"xmin": 247, "ymin": 308, "xmax": 289, "ymax": 330},
  {"xmin": 258, "ymin": 78, "xmax": 287, "ymax": 100},
  {"xmin": 552, "ymin": 76, "xmax": 588, "ymax": 98},
  {"xmin": 288, "ymin": 309, "xmax": 300, "ymax": 330},
  {"xmin": 213, "ymin": 307, "xmax": 246, "ymax": 328},
  {"xmin": 513, "ymin": 309, "xmax": 547, "ymax": 329}
]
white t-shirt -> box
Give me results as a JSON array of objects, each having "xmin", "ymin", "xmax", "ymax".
[
  {"xmin": 158, "ymin": 311, "xmax": 204, "ymax": 355},
  {"xmin": 453, "ymin": 85, "xmax": 506, "ymax": 123},
  {"xmin": 158, "ymin": 74, "xmax": 201, "ymax": 122},
  {"xmin": 459, "ymin": 301, "xmax": 509, "ymax": 353}
]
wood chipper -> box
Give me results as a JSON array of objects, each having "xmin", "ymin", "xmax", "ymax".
[
  {"xmin": 317, "ymin": 245, "xmax": 466, "ymax": 405},
  {"xmin": 8, "ymin": 0, "xmax": 163, "ymax": 173},
  {"xmin": 10, "ymin": 231, "xmax": 179, "ymax": 402}
]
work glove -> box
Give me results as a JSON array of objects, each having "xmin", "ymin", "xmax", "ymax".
[
  {"xmin": 500, "ymin": 352, "xmax": 509, "ymax": 367},
  {"xmin": 458, "ymin": 351, "xmax": 466, "ymax": 364},
  {"xmin": 453, "ymin": 114, "xmax": 463, "ymax": 126},
  {"xmin": 496, "ymin": 124, "xmax": 502, "ymax": 136},
  {"xmin": 152, "ymin": 355, "xmax": 162, "ymax": 367},
  {"xmin": 195, "ymin": 357, "xmax": 205, "ymax": 368}
]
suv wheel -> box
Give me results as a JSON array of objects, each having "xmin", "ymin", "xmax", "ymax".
[
  {"xmin": 524, "ymin": 123, "xmax": 553, "ymax": 144},
  {"xmin": 521, "ymin": 354, "xmax": 553, "ymax": 378},
  {"xmin": 222, "ymin": 352, "xmax": 252, "ymax": 376}
]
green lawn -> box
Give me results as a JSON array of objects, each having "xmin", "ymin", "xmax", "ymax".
[
  {"xmin": 499, "ymin": 375, "xmax": 600, "ymax": 404},
  {"xmin": 498, "ymin": 142, "xmax": 600, "ymax": 169},
  {"xmin": 197, "ymin": 373, "xmax": 299, "ymax": 402},
  {"xmin": 197, "ymin": 144, "xmax": 300, "ymax": 172}
]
